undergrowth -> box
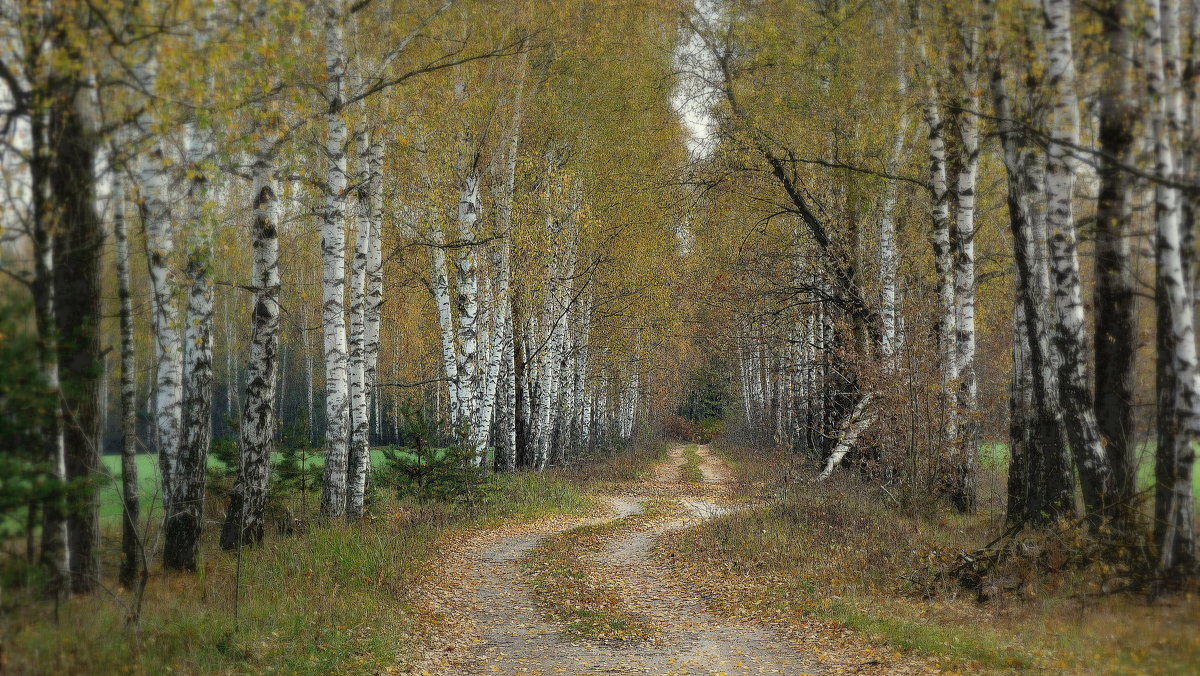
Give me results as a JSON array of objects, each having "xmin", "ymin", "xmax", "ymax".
[
  {"xmin": 0, "ymin": 469, "xmax": 589, "ymax": 674},
  {"xmin": 661, "ymin": 441, "xmax": 1200, "ymax": 674}
]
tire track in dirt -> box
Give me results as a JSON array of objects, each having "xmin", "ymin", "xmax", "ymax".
[{"xmin": 408, "ymin": 445, "xmax": 908, "ymax": 675}]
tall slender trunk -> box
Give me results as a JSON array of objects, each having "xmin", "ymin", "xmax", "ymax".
[
  {"xmin": 30, "ymin": 112, "xmax": 69, "ymax": 596},
  {"xmin": 922, "ymin": 80, "xmax": 959, "ymax": 457},
  {"xmin": 1043, "ymin": 0, "xmax": 1113, "ymax": 520},
  {"xmin": 454, "ymin": 172, "xmax": 483, "ymax": 459},
  {"xmin": 1093, "ymin": 0, "xmax": 1139, "ymax": 527},
  {"xmin": 114, "ymin": 161, "xmax": 141, "ymax": 587},
  {"xmin": 1148, "ymin": 0, "xmax": 1198, "ymax": 580},
  {"xmin": 362, "ymin": 139, "xmax": 384, "ymax": 493},
  {"xmin": 985, "ymin": 0, "xmax": 1076, "ymax": 522},
  {"xmin": 431, "ymin": 225, "xmax": 461, "ymax": 427},
  {"xmin": 48, "ymin": 74, "xmax": 103, "ymax": 591},
  {"xmin": 879, "ymin": 55, "xmax": 908, "ymax": 367},
  {"xmin": 221, "ymin": 147, "xmax": 281, "ymax": 550},
  {"xmin": 137, "ymin": 55, "xmax": 184, "ymax": 527},
  {"xmin": 319, "ymin": 0, "xmax": 351, "ymax": 517},
  {"xmin": 950, "ymin": 24, "xmax": 981, "ymax": 513},
  {"xmin": 165, "ymin": 112, "xmax": 216, "ymax": 572},
  {"xmin": 346, "ymin": 127, "xmax": 372, "ymax": 519}
]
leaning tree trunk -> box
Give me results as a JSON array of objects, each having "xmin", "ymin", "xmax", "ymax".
[
  {"xmin": 1147, "ymin": 0, "xmax": 1198, "ymax": 581},
  {"xmin": 221, "ymin": 147, "xmax": 281, "ymax": 550},
  {"xmin": 319, "ymin": 0, "xmax": 351, "ymax": 517},
  {"xmin": 985, "ymin": 0, "xmax": 1076, "ymax": 523},
  {"xmin": 1042, "ymin": 0, "xmax": 1112, "ymax": 520}
]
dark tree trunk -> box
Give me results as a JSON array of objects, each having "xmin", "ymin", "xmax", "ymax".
[
  {"xmin": 1093, "ymin": 0, "xmax": 1139, "ymax": 527},
  {"xmin": 114, "ymin": 164, "xmax": 141, "ymax": 588},
  {"xmin": 49, "ymin": 85, "xmax": 103, "ymax": 594}
]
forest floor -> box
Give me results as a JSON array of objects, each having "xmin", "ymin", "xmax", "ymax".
[
  {"xmin": 6, "ymin": 441, "xmax": 1197, "ymax": 674},
  {"xmin": 405, "ymin": 445, "xmax": 934, "ymax": 675}
]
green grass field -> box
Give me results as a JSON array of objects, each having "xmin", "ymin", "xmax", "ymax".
[
  {"xmin": 980, "ymin": 441, "xmax": 1200, "ymax": 507},
  {"xmin": 96, "ymin": 449, "xmax": 398, "ymax": 527}
]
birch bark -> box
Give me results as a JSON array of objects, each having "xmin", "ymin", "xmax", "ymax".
[
  {"xmin": 319, "ymin": 0, "xmax": 351, "ymax": 517},
  {"xmin": 1042, "ymin": 0, "xmax": 1113, "ymax": 518},
  {"xmin": 950, "ymin": 24, "xmax": 981, "ymax": 512},
  {"xmin": 166, "ymin": 98, "xmax": 216, "ymax": 572},
  {"xmin": 220, "ymin": 145, "xmax": 281, "ymax": 549},
  {"xmin": 985, "ymin": 0, "xmax": 1075, "ymax": 522},
  {"xmin": 920, "ymin": 61, "xmax": 959, "ymax": 456},
  {"xmin": 1148, "ymin": 0, "xmax": 1198, "ymax": 577},
  {"xmin": 347, "ymin": 127, "xmax": 372, "ymax": 518}
]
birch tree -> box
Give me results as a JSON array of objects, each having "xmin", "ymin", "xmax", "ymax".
[
  {"xmin": 1147, "ymin": 0, "xmax": 1198, "ymax": 580},
  {"xmin": 1041, "ymin": 0, "xmax": 1112, "ymax": 519},
  {"xmin": 166, "ymin": 13, "xmax": 218, "ymax": 569},
  {"xmin": 220, "ymin": 144, "xmax": 282, "ymax": 549},
  {"xmin": 319, "ymin": 0, "xmax": 352, "ymax": 517}
]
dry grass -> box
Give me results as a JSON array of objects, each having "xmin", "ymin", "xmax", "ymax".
[
  {"xmin": 0, "ymin": 471, "xmax": 589, "ymax": 674},
  {"xmin": 553, "ymin": 440, "xmax": 672, "ymax": 490},
  {"xmin": 662, "ymin": 441, "xmax": 1200, "ymax": 674}
]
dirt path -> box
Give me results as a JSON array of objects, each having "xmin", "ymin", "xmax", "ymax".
[{"xmin": 408, "ymin": 446, "xmax": 833, "ymax": 675}]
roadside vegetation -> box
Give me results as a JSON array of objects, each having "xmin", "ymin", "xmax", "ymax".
[
  {"xmin": 660, "ymin": 441, "xmax": 1200, "ymax": 674},
  {"xmin": 0, "ymin": 440, "xmax": 670, "ymax": 674}
]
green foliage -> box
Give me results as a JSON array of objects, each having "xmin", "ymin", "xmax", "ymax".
[
  {"xmin": 677, "ymin": 352, "xmax": 734, "ymax": 423},
  {"xmin": 0, "ymin": 300, "xmax": 57, "ymax": 534},
  {"xmin": 271, "ymin": 413, "xmax": 322, "ymax": 496},
  {"xmin": 379, "ymin": 400, "xmax": 484, "ymax": 503}
]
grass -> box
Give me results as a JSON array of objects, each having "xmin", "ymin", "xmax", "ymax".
[
  {"xmin": 1, "ymin": 464, "xmax": 590, "ymax": 674},
  {"xmin": 523, "ymin": 500, "xmax": 672, "ymax": 641},
  {"xmin": 553, "ymin": 439, "xmax": 672, "ymax": 491},
  {"xmin": 980, "ymin": 441, "xmax": 1200, "ymax": 510},
  {"xmin": 680, "ymin": 444, "xmax": 703, "ymax": 482},
  {"xmin": 96, "ymin": 449, "xmax": 402, "ymax": 527},
  {"xmin": 662, "ymin": 441, "xmax": 1200, "ymax": 674}
]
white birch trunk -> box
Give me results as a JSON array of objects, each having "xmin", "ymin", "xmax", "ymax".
[
  {"xmin": 878, "ymin": 76, "xmax": 907, "ymax": 367},
  {"xmin": 818, "ymin": 393, "xmax": 878, "ymax": 480},
  {"xmin": 454, "ymin": 172, "xmax": 483, "ymax": 460},
  {"xmin": 1042, "ymin": 0, "xmax": 1112, "ymax": 516},
  {"xmin": 166, "ymin": 108, "xmax": 216, "ymax": 570},
  {"xmin": 220, "ymin": 145, "xmax": 280, "ymax": 549},
  {"xmin": 362, "ymin": 139, "xmax": 384, "ymax": 486},
  {"xmin": 951, "ymin": 25, "xmax": 981, "ymax": 511},
  {"xmin": 319, "ymin": 0, "xmax": 351, "ymax": 517},
  {"xmin": 922, "ymin": 80, "xmax": 959, "ymax": 448},
  {"xmin": 346, "ymin": 127, "xmax": 371, "ymax": 519},
  {"xmin": 431, "ymin": 224, "xmax": 461, "ymax": 428},
  {"xmin": 1148, "ymin": 0, "xmax": 1198, "ymax": 575}
]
